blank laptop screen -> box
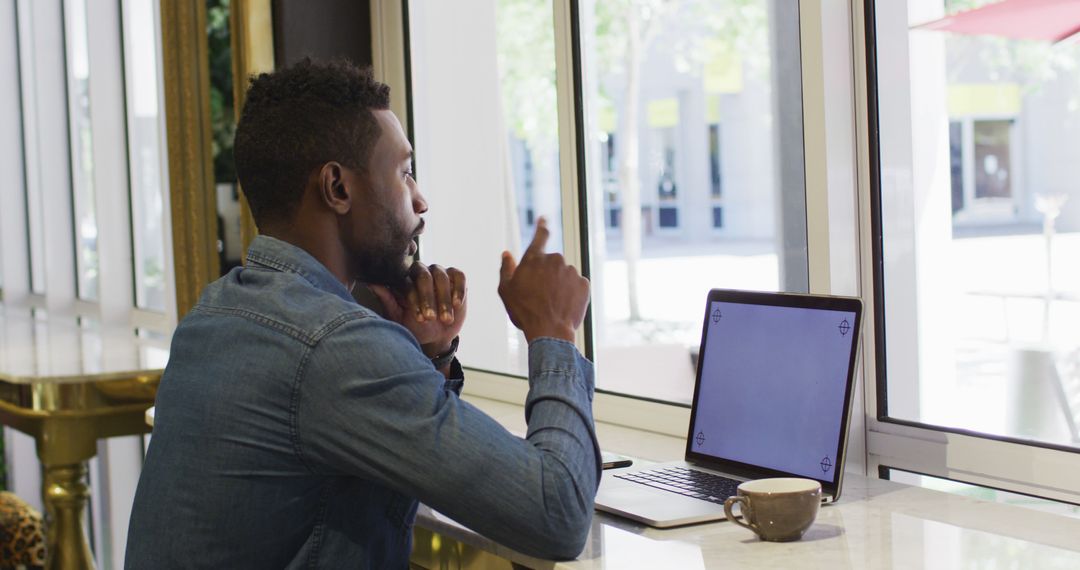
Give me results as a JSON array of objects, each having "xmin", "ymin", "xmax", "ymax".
[{"xmin": 689, "ymin": 300, "xmax": 857, "ymax": 482}]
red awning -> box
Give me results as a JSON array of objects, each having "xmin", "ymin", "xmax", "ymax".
[{"xmin": 915, "ymin": 0, "xmax": 1080, "ymax": 43}]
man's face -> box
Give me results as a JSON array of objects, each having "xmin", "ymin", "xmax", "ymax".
[{"xmin": 342, "ymin": 109, "xmax": 427, "ymax": 288}]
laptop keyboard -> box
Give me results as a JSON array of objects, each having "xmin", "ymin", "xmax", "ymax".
[{"xmin": 614, "ymin": 467, "xmax": 741, "ymax": 505}]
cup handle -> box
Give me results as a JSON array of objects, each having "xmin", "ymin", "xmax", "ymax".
[{"xmin": 724, "ymin": 495, "xmax": 757, "ymax": 534}]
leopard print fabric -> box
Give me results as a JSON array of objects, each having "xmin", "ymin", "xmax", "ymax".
[{"xmin": 0, "ymin": 492, "xmax": 45, "ymax": 570}]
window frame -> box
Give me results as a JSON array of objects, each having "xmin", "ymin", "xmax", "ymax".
[
  {"xmin": 377, "ymin": 0, "xmax": 854, "ymax": 442},
  {"xmin": 859, "ymin": 0, "xmax": 1080, "ymax": 503}
]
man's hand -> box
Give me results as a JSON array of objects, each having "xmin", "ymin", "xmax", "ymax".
[
  {"xmin": 369, "ymin": 263, "xmax": 467, "ymax": 358},
  {"xmin": 498, "ymin": 218, "xmax": 590, "ymax": 343}
]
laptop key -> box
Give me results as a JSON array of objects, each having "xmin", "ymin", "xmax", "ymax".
[{"xmin": 616, "ymin": 468, "xmax": 741, "ymax": 505}]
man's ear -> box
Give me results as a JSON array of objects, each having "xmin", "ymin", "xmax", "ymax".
[{"xmin": 317, "ymin": 161, "xmax": 352, "ymax": 215}]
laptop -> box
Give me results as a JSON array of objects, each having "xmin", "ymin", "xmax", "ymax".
[{"xmin": 594, "ymin": 288, "xmax": 862, "ymax": 528}]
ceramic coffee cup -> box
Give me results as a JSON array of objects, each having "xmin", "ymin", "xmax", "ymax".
[{"xmin": 723, "ymin": 478, "xmax": 821, "ymax": 542}]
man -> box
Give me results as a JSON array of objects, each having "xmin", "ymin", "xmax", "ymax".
[{"xmin": 126, "ymin": 59, "xmax": 599, "ymax": 568}]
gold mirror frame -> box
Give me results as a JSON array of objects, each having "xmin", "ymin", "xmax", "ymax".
[
  {"xmin": 160, "ymin": 0, "xmax": 219, "ymax": 317},
  {"xmin": 230, "ymin": 0, "xmax": 273, "ymax": 252},
  {"xmin": 160, "ymin": 0, "xmax": 271, "ymax": 318}
]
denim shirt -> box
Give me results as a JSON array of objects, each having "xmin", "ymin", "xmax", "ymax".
[{"xmin": 126, "ymin": 236, "xmax": 601, "ymax": 569}]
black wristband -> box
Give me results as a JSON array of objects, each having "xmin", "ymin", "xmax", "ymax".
[{"xmin": 430, "ymin": 336, "xmax": 460, "ymax": 370}]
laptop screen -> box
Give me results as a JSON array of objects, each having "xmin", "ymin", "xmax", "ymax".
[{"xmin": 686, "ymin": 292, "xmax": 860, "ymax": 486}]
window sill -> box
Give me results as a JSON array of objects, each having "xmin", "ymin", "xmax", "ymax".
[{"xmin": 461, "ymin": 393, "xmax": 687, "ymax": 462}]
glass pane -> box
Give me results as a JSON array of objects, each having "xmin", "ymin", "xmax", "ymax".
[
  {"xmin": 875, "ymin": 0, "xmax": 1080, "ymax": 448},
  {"xmin": 580, "ymin": 0, "xmax": 807, "ymax": 403},
  {"xmin": 65, "ymin": 0, "xmax": 99, "ymax": 300},
  {"xmin": 409, "ymin": 0, "xmax": 564, "ymax": 376},
  {"xmin": 122, "ymin": 0, "xmax": 167, "ymax": 312},
  {"xmin": 16, "ymin": 0, "xmax": 45, "ymax": 294}
]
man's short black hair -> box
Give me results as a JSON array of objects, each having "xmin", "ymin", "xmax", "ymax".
[{"xmin": 234, "ymin": 58, "xmax": 391, "ymax": 226}]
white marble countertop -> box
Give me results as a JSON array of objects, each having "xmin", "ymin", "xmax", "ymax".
[
  {"xmin": 416, "ymin": 472, "xmax": 1080, "ymax": 569},
  {"xmin": 416, "ymin": 395, "xmax": 1080, "ymax": 569}
]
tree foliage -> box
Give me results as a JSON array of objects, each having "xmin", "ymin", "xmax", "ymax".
[
  {"xmin": 207, "ymin": 0, "xmax": 236, "ymax": 183},
  {"xmin": 495, "ymin": 0, "xmax": 771, "ymax": 320},
  {"xmin": 495, "ymin": 0, "xmax": 560, "ymax": 143},
  {"xmin": 941, "ymin": 0, "xmax": 1080, "ymax": 107}
]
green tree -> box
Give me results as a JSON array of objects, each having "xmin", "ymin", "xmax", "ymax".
[
  {"xmin": 207, "ymin": 0, "xmax": 236, "ymax": 184},
  {"xmin": 592, "ymin": 0, "xmax": 763, "ymax": 321},
  {"xmin": 942, "ymin": 0, "xmax": 1080, "ymax": 104},
  {"xmin": 496, "ymin": 0, "xmax": 562, "ymax": 253},
  {"xmin": 496, "ymin": 0, "xmax": 766, "ymax": 321}
]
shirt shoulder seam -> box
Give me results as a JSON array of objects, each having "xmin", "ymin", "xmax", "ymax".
[
  {"xmin": 191, "ymin": 305, "xmax": 319, "ymax": 345},
  {"xmin": 309, "ymin": 309, "xmax": 380, "ymax": 343}
]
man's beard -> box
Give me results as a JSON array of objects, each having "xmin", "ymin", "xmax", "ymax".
[
  {"xmin": 355, "ymin": 241, "xmax": 411, "ymax": 289},
  {"xmin": 353, "ymin": 220, "xmax": 421, "ymax": 290}
]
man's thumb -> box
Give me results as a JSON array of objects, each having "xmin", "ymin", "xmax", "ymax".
[{"xmin": 499, "ymin": 251, "xmax": 517, "ymax": 284}]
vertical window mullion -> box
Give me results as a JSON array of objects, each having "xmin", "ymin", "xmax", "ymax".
[
  {"xmin": 85, "ymin": 0, "xmax": 135, "ymax": 324},
  {"xmin": 553, "ymin": 0, "xmax": 588, "ymax": 355},
  {"xmin": 799, "ymin": 0, "xmax": 832, "ymax": 295},
  {"xmin": 0, "ymin": 0, "xmax": 31, "ymax": 304}
]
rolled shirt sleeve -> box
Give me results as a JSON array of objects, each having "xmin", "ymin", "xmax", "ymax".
[{"xmin": 295, "ymin": 316, "xmax": 600, "ymax": 560}]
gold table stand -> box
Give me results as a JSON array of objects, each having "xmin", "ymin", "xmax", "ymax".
[{"xmin": 0, "ymin": 372, "xmax": 160, "ymax": 570}]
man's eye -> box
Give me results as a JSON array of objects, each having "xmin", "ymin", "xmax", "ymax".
[{"xmin": 403, "ymin": 170, "xmax": 413, "ymax": 179}]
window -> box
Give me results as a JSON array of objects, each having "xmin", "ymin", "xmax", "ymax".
[
  {"xmin": 407, "ymin": 0, "xmax": 566, "ymax": 377},
  {"xmin": 379, "ymin": 0, "xmax": 851, "ymax": 456},
  {"xmin": 1, "ymin": 1, "xmax": 174, "ymax": 566},
  {"xmin": 16, "ymin": 0, "xmax": 52, "ymax": 297},
  {"xmin": 579, "ymin": 0, "xmax": 808, "ymax": 403},
  {"xmin": 972, "ymin": 119, "xmax": 1012, "ymax": 200},
  {"xmin": 65, "ymin": 0, "xmax": 100, "ymax": 301},
  {"xmin": 949, "ymin": 120, "xmax": 963, "ymax": 212},
  {"xmin": 0, "ymin": 0, "xmax": 173, "ymax": 327},
  {"xmin": 950, "ymin": 117, "xmax": 1019, "ymax": 224},
  {"xmin": 867, "ymin": 0, "xmax": 1080, "ymax": 501},
  {"xmin": 709, "ymin": 123, "xmax": 723, "ymax": 229},
  {"xmin": 602, "ymin": 132, "xmax": 620, "ymax": 230},
  {"xmin": 402, "ymin": 0, "xmax": 814, "ymax": 408},
  {"xmin": 122, "ymin": 0, "xmax": 169, "ymax": 313}
]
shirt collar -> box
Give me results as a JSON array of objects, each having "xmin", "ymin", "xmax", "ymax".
[{"xmin": 244, "ymin": 235, "xmax": 355, "ymax": 303}]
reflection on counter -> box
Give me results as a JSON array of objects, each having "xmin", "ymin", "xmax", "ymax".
[
  {"xmin": 414, "ymin": 474, "xmax": 1080, "ymax": 569},
  {"xmin": 599, "ymin": 526, "xmax": 705, "ymax": 570},
  {"xmin": 0, "ymin": 307, "xmax": 169, "ymax": 383}
]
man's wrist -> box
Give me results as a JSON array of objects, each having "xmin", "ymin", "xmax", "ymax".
[
  {"xmin": 523, "ymin": 325, "xmax": 575, "ymax": 344},
  {"xmin": 422, "ymin": 338, "xmax": 454, "ymax": 359},
  {"xmin": 427, "ymin": 336, "xmax": 459, "ymax": 369}
]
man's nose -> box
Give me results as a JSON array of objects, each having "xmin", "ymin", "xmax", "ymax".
[{"xmin": 412, "ymin": 183, "xmax": 428, "ymax": 215}]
